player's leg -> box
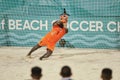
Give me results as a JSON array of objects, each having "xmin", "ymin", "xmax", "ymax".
[
  {"xmin": 39, "ymin": 48, "xmax": 53, "ymax": 60},
  {"xmin": 27, "ymin": 44, "xmax": 41, "ymax": 56}
]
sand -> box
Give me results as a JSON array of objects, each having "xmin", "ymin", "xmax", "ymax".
[{"xmin": 0, "ymin": 47, "xmax": 120, "ymax": 80}]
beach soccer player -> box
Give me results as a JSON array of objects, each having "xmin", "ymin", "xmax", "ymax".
[{"xmin": 26, "ymin": 11, "xmax": 69, "ymax": 60}]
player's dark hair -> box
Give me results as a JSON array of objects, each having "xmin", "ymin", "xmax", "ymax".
[
  {"xmin": 101, "ymin": 68, "xmax": 112, "ymax": 80},
  {"xmin": 60, "ymin": 65, "xmax": 72, "ymax": 77},
  {"xmin": 31, "ymin": 66, "xmax": 42, "ymax": 79}
]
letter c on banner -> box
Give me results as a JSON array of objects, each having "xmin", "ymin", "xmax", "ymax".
[
  {"xmin": 107, "ymin": 21, "xmax": 116, "ymax": 32},
  {"xmin": 31, "ymin": 20, "xmax": 39, "ymax": 30},
  {"xmin": 80, "ymin": 21, "xmax": 88, "ymax": 31},
  {"xmin": 70, "ymin": 21, "xmax": 79, "ymax": 31}
]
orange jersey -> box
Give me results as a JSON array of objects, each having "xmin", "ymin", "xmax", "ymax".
[{"xmin": 38, "ymin": 25, "xmax": 66, "ymax": 51}]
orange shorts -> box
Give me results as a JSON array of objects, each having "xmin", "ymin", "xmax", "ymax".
[{"xmin": 38, "ymin": 39, "xmax": 55, "ymax": 51}]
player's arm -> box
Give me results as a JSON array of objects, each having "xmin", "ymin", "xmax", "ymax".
[
  {"xmin": 53, "ymin": 20, "xmax": 64, "ymax": 28},
  {"xmin": 60, "ymin": 14, "xmax": 68, "ymax": 28},
  {"xmin": 60, "ymin": 14, "xmax": 69, "ymax": 34},
  {"xmin": 53, "ymin": 20, "xmax": 68, "ymax": 34}
]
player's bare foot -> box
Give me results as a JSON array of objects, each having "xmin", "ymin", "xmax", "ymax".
[
  {"xmin": 39, "ymin": 57, "xmax": 43, "ymax": 60},
  {"xmin": 26, "ymin": 55, "xmax": 31, "ymax": 58}
]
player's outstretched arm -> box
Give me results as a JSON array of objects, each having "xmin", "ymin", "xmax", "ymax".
[{"xmin": 60, "ymin": 14, "xmax": 68, "ymax": 28}]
